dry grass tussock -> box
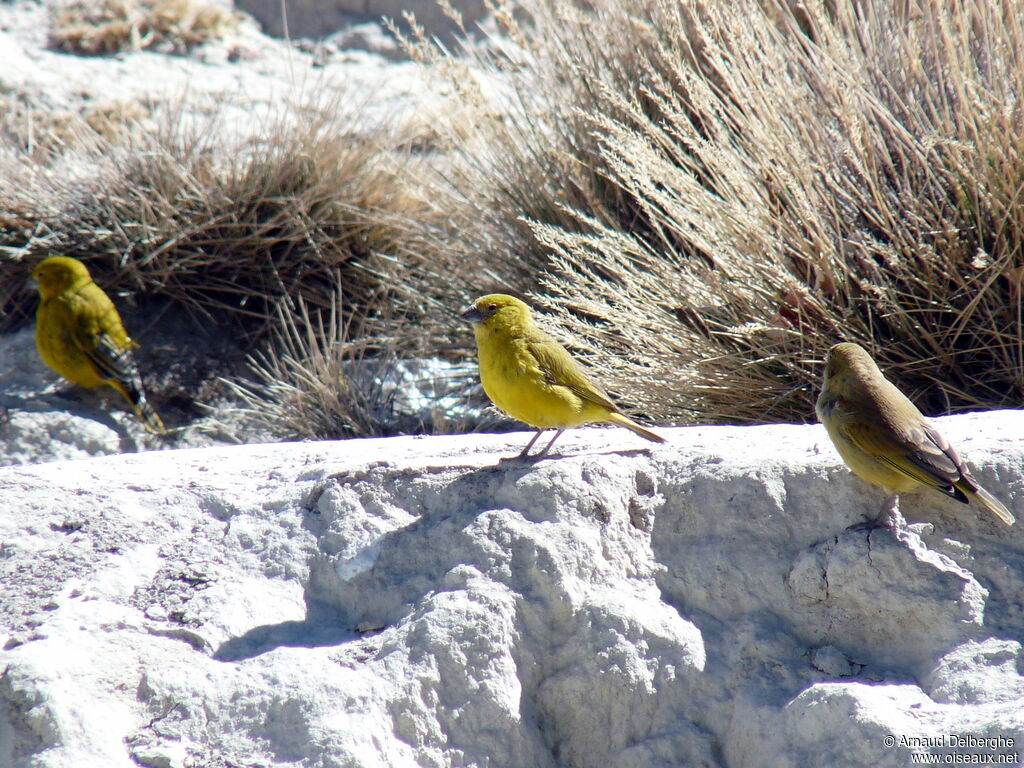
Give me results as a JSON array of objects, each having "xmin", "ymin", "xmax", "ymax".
[
  {"xmin": 0, "ymin": 96, "xmax": 153, "ymax": 259},
  {"xmin": 391, "ymin": 1, "xmax": 649, "ymax": 285},
  {"xmin": 49, "ymin": 0, "xmax": 238, "ymax": 56},
  {"xmin": 224, "ymin": 297, "xmax": 405, "ymax": 440},
  {"xmin": 0, "ymin": 93, "xmax": 152, "ymax": 161},
  {"xmin": 223, "ymin": 294, "xmax": 490, "ymax": 440},
  {"xmin": 420, "ymin": 0, "xmax": 1024, "ymax": 424}
]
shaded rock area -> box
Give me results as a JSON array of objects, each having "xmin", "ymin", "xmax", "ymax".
[
  {"xmin": 2, "ymin": 412, "xmax": 1023, "ymax": 767},
  {"xmin": 0, "ymin": 315, "xmax": 256, "ymax": 466}
]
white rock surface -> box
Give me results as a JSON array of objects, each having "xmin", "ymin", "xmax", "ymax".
[
  {"xmin": 0, "ymin": 0, "xmax": 443, "ymax": 147},
  {"xmin": 2, "ymin": 411, "xmax": 1024, "ymax": 767}
]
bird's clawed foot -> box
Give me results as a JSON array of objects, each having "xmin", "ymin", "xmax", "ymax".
[{"xmin": 846, "ymin": 493, "xmax": 905, "ymax": 532}]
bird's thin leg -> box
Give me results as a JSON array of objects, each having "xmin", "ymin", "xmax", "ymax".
[
  {"xmin": 535, "ymin": 429, "xmax": 565, "ymax": 459},
  {"xmin": 873, "ymin": 493, "xmax": 905, "ymax": 530},
  {"xmin": 503, "ymin": 429, "xmax": 545, "ymax": 462}
]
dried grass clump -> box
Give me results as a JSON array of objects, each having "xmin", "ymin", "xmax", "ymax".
[
  {"xmin": 49, "ymin": 0, "xmax": 237, "ymax": 56},
  {"xmin": 423, "ymin": 0, "xmax": 1024, "ymax": 424},
  {"xmin": 225, "ymin": 298, "xmax": 402, "ymax": 439},
  {"xmin": 224, "ymin": 296, "xmax": 487, "ymax": 440},
  {"xmin": 392, "ymin": 2, "xmax": 657, "ymax": 284},
  {"xmin": 0, "ymin": 93, "xmax": 151, "ymax": 162}
]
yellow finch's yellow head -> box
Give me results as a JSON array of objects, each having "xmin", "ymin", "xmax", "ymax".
[
  {"xmin": 460, "ymin": 294, "xmax": 532, "ymax": 329},
  {"xmin": 32, "ymin": 256, "xmax": 93, "ymax": 300}
]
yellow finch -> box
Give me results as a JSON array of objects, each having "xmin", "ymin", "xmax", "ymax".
[
  {"xmin": 816, "ymin": 342, "xmax": 1013, "ymax": 527},
  {"xmin": 461, "ymin": 293, "xmax": 665, "ymax": 460},
  {"xmin": 33, "ymin": 255, "xmax": 165, "ymax": 434}
]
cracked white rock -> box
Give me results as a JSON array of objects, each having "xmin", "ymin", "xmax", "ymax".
[{"xmin": 1, "ymin": 411, "xmax": 1023, "ymax": 767}]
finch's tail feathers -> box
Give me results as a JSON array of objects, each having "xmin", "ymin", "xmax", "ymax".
[
  {"xmin": 969, "ymin": 486, "xmax": 1016, "ymax": 526},
  {"xmin": 133, "ymin": 395, "xmax": 166, "ymax": 435},
  {"xmin": 608, "ymin": 412, "xmax": 666, "ymax": 444},
  {"xmin": 110, "ymin": 379, "xmax": 166, "ymax": 435}
]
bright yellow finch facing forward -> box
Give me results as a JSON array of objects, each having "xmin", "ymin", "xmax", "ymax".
[
  {"xmin": 816, "ymin": 342, "xmax": 1013, "ymax": 527},
  {"xmin": 33, "ymin": 256, "xmax": 165, "ymax": 434},
  {"xmin": 461, "ymin": 294, "xmax": 665, "ymax": 460}
]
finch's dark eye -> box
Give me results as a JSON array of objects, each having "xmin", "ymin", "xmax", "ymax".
[{"xmin": 487, "ymin": 304, "xmax": 497, "ymax": 311}]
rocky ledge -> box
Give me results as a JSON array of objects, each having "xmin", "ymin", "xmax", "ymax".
[{"xmin": 2, "ymin": 411, "xmax": 1023, "ymax": 767}]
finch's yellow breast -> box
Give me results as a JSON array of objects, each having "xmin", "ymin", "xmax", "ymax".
[
  {"xmin": 474, "ymin": 325, "xmax": 607, "ymax": 429},
  {"xmin": 818, "ymin": 413, "xmax": 921, "ymax": 493}
]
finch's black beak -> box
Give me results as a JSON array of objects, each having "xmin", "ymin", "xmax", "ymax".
[{"xmin": 460, "ymin": 305, "xmax": 484, "ymax": 323}]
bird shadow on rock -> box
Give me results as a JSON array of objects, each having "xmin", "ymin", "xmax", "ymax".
[
  {"xmin": 492, "ymin": 446, "xmax": 653, "ymax": 467},
  {"xmin": 213, "ymin": 597, "xmax": 357, "ymax": 662},
  {"xmin": 216, "ymin": 462, "xmax": 552, "ymax": 661}
]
